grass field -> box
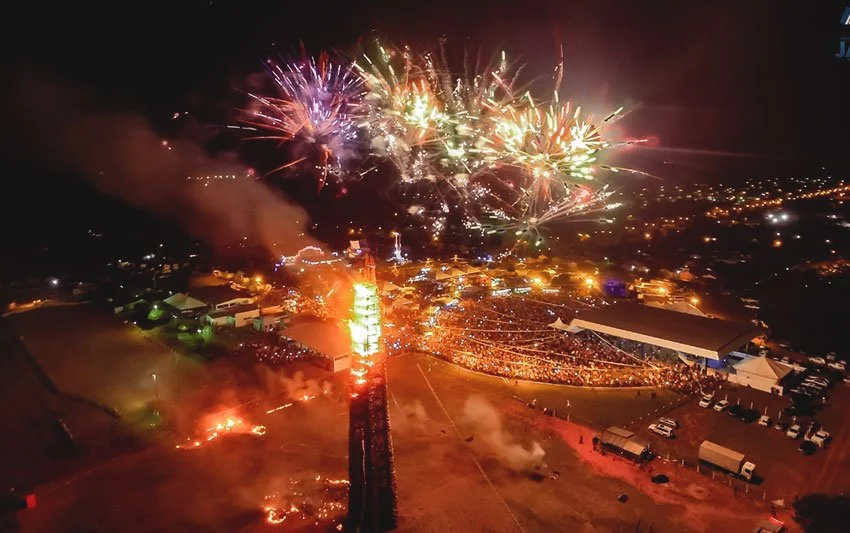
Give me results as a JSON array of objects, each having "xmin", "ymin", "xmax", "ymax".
[{"xmin": 7, "ymin": 305, "xmax": 192, "ymax": 416}]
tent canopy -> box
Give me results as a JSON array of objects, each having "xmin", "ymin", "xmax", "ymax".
[
  {"xmin": 164, "ymin": 292, "xmax": 207, "ymax": 311},
  {"xmin": 282, "ymin": 320, "xmax": 349, "ymax": 357},
  {"xmin": 645, "ymin": 300, "xmax": 707, "ymax": 317},
  {"xmin": 548, "ymin": 318, "xmax": 584, "ymax": 333},
  {"xmin": 734, "ymin": 356, "xmax": 792, "ymax": 380}
]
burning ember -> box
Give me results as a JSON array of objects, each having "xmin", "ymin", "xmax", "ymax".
[
  {"xmin": 265, "ymin": 390, "xmax": 328, "ymax": 415},
  {"xmin": 175, "ymin": 416, "xmax": 266, "ymax": 449},
  {"xmin": 262, "ymin": 475, "xmax": 349, "ymax": 528}
]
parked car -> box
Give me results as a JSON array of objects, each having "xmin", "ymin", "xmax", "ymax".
[
  {"xmin": 810, "ymin": 430, "xmax": 831, "ymax": 447},
  {"xmin": 798, "ymin": 440, "xmax": 817, "ymax": 456},
  {"xmin": 699, "ymin": 395, "xmax": 713, "ymax": 408},
  {"xmin": 658, "ymin": 417, "xmax": 680, "ymax": 429},
  {"xmin": 649, "ymin": 423, "xmax": 675, "ymax": 439},
  {"xmin": 728, "ymin": 404, "xmax": 743, "ymax": 417},
  {"xmin": 808, "ymin": 356, "xmax": 827, "ymax": 366},
  {"xmin": 786, "ymin": 424, "xmax": 802, "ymax": 439},
  {"xmin": 713, "ymin": 399, "xmax": 729, "ymax": 412},
  {"xmin": 827, "ymin": 361, "xmax": 846, "ymax": 372},
  {"xmin": 758, "ymin": 415, "xmax": 772, "ymax": 427},
  {"xmin": 773, "ymin": 420, "xmax": 788, "ymax": 431}
]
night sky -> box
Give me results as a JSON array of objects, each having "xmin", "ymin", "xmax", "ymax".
[{"xmin": 2, "ymin": 0, "xmax": 848, "ymax": 252}]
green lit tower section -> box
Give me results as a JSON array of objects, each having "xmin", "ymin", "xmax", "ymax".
[
  {"xmin": 349, "ymin": 282, "xmax": 381, "ymax": 388},
  {"xmin": 347, "ymin": 253, "xmax": 398, "ymax": 532}
]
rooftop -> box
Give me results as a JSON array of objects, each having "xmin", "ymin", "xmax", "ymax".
[
  {"xmin": 282, "ymin": 319, "xmax": 350, "ymax": 357},
  {"xmin": 188, "ymin": 285, "xmax": 252, "ymax": 306},
  {"xmin": 569, "ymin": 302, "xmax": 761, "ymax": 360},
  {"xmin": 206, "ymin": 303, "xmax": 259, "ymax": 318}
]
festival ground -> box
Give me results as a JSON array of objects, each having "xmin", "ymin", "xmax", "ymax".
[{"xmin": 5, "ymin": 307, "xmax": 785, "ymax": 532}]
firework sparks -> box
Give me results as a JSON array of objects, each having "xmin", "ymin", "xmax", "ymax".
[
  {"xmin": 240, "ymin": 40, "xmax": 645, "ymax": 240},
  {"xmin": 241, "ymin": 52, "xmax": 365, "ymax": 191}
]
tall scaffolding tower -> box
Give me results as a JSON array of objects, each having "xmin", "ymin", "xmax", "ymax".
[{"xmin": 346, "ymin": 253, "xmax": 398, "ymax": 531}]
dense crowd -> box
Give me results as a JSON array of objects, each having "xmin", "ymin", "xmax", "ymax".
[
  {"xmin": 231, "ymin": 338, "xmax": 319, "ymax": 366},
  {"xmin": 419, "ymin": 293, "xmax": 722, "ymax": 392}
]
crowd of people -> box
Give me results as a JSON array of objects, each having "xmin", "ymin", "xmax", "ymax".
[
  {"xmin": 418, "ymin": 293, "xmax": 721, "ymax": 393},
  {"xmin": 231, "ymin": 338, "xmax": 320, "ymax": 366}
]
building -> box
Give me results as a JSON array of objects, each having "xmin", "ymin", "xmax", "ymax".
[
  {"xmin": 254, "ymin": 313, "xmax": 290, "ymax": 332},
  {"xmin": 282, "ymin": 319, "xmax": 350, "ymax": 372},
  {"xmin": 164, "ymin": 285, "xmax": 255, "ymax": 317},
  {"xmin": 188, "ymin": 285, "xmax": 254, "ymax": 311},
  {"xmin": 730, "ymin": 356, "xmax": 793, "ymax": 395},
  {"xmin": 204, "ymin": 303, "xmax": 260, "ymax": 327},
  {"xmin": 162, "ymin": 292, "xmax": 207, "ymax": 315},
  {"xmin": 568, "ymin": 302, "xmax": 762, "ymax": 365}
]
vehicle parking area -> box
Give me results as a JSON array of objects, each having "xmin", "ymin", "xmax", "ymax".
[{"xmin": 633, "ymin": 375, "xmax": 850, "ymax": 500}]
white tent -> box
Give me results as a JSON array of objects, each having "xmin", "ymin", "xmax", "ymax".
[
  {"xmin": 164, "ymin": 292, "xmax": 207, "ymax": 312},
  {"xmin": 392, "ymin": 297, "xmax": 418, "ymax": 311},
  {"xmin": 548, "ymin": 317, "xmax": 584, "ymax": 333},
  {"xmin": 645, "ymin": 300, "xmax": 707, "ymax": 317},
  {"xmin": 733, "ymin": 356, "xmax": 792, "ymax": 395},
  {"xmin": 380, "ymin": 281, "xmax": 402, "ymax": 295}
]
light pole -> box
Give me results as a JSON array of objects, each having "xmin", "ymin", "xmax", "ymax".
[{"xmin": 152, "ymin": 373, "xmax": 159, "ymax": 400}]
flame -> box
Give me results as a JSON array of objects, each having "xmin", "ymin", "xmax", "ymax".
[{"xmin": 175, "ymin": 416, "xmax": 265, "ymax": 449}]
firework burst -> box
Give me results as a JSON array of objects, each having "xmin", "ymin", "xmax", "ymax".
[
  {"xmin": 241, "ymin": 52, "xmax": 366, "ymax": 191},
  {"xmin": 241, "ymin": 40, "xmax": 646, "ymax": 242}
]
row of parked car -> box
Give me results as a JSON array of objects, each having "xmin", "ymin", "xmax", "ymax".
[
  {"xmin": 761, "ymin": 347, "xmax": 847, "ymax": 374},
  {"xmin": 699, "ymin": 394, "xmax": 763, "ymax": 422},
  {"xmin": 788, "ymin": 373, "xmax": 833, "ymax": 401}
]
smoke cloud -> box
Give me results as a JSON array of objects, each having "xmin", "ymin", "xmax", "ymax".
[
  {"xmin": 463, "ymin": 395, "xmax": 545, "ymax": 471},
  {"xmin": 392, "ymin": 400, "xmax": 429, "ymax": 433},
  {"xmin": 6, "ymin": 73, "xmax": 316, "ymax": 256}
]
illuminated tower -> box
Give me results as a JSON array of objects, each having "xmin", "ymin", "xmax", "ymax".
[{"xmin": 347, "ymin": 253, "xmax": 398, "ymax": 531}]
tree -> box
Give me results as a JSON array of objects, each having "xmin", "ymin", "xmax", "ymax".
[
  {"xmin": 793, "ymin": 494, "xmax": 850, "ymax": 532},
  {"xmin": 197, "ymin": 324, "xmax": 215, "ymax": 350}
]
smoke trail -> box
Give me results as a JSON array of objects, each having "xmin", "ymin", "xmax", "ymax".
[
  {"xmin": 462, "ymin": 395, "xmax": 545, "ymax": 471},
  {"xmin": 6, "ymin": 73, "xmax": 317, "ymax": 256},
  {"xmin": 392, "ymin": 400, "xmax": 429, "ymax": 433}
]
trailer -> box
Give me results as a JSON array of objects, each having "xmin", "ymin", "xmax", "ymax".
[
  {"xmin": 698, "ymin": 440, "xmax": 756, "ymax": 481},
  {"xmin": 598, "ymin": 427, "xmax": 651, "ymax": 461}
]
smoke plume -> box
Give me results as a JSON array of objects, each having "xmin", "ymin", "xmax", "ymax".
[
  {"xmin": 463, "ymin": 395, "xmax": 545, "ymax": 471},
  {"xmin": 392, "ymin": 400, "xmax": 429, "ymax": 433},
  {"xmin": 6, "ymin": 73, "xmax": 316, "ymax": 256}
]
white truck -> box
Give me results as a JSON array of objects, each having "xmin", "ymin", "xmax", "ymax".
[{"xmin": 698, "ymin": 440, "xmax": 756, "ymax": 481}]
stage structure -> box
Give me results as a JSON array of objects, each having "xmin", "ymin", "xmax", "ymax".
[{"xmin": 346, "ymin": 253, "xmax": 398, "ymax": 531}]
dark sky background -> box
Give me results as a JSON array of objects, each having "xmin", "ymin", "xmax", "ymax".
[{"xmin": 1, "ymin": 0, "xmax": 848, "ymax": 255}]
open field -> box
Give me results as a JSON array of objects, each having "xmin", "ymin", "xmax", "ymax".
[
  {"xmin": 17, "ymin": 350, "xmax": 770, "ymax": 533},
  {"xmin": 3, "ymin": 307, "xmax": 802, "ymax": 532},
  {"xmin": 7, "ymin": 305, "xmax": 196, "ymax": 415}
]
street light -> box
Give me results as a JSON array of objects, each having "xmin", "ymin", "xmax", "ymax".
[{"xmin": 152, "ymin": 373, "xmax": 158, "ymax": 400}]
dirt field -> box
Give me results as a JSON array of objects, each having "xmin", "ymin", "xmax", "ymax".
[
  {"xmin": 7, "ymin": 305, "xmax": 195, "ymax": 416},
  {"xmin": 5, "ymin": 311, "xmax": 794, "ymax": 532},
  {"xmin": 389, "ymin": 353, "xmax": 770, "ymax": 533}
]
